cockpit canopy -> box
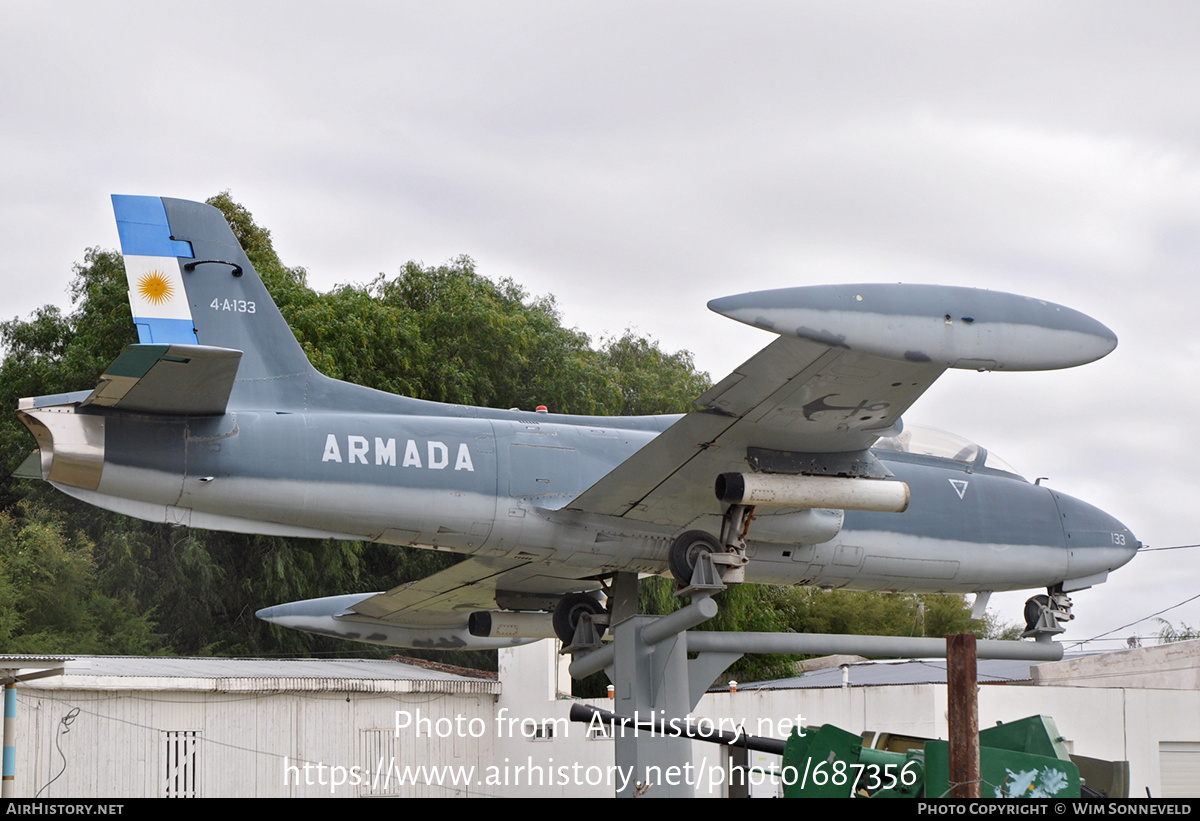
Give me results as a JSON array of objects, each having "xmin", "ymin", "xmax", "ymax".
[{"xmin": 874, "ymin": 424, "xmax": 1024, "ymax": 478}]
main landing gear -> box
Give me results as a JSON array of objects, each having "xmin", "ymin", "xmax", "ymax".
[
  {"xmin": 668, "ymin": 503, "xmax": 754, "ymax": 592},
  {"xmin": 552, "ymin": 591, "xmax": 607, "ymax": 645},
  {"xmin": 553, "ymin": 504, "xmax": 758, "ymax": 646}
]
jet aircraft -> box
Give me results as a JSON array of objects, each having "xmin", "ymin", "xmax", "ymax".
[{"xmin": 16, "ymin": 196, "xmax": 1140, "ymax": 651}]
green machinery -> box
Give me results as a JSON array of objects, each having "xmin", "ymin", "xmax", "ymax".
[
  {"xmin": 567, "ymin": 705, "xmax": 1127, "ymax": 798},
  {"xmin": 781, "ymin": 715, "xmax": 1107, "ymax": 799}
]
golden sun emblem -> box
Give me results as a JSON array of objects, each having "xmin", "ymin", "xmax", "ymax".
[{"xmin": 137, "ymin": 270, "xmax": 174, "ymax": 305}]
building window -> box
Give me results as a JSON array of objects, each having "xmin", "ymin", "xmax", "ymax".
[
  {"xmin": 361, "ymin": 728, "xmax": 399, "ymax": 796},
  {"xmin": 587, "ymin": 721, "xmax": 613, "ymax": 740},
  {"xmin": 161, "ymin": 731, "xmax": 200, "ymax": 798}
]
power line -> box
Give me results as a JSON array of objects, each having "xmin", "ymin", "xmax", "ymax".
[{"xmin": 1068, "ymin": 590, "xmax": 1200, "ymax": 649}]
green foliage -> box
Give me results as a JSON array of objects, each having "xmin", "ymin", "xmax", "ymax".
[
  {"xmin": 769, "ymin": 587, "xmax": 985, "ymax": 639},
  {"xmin": 638, "ymin": 577, "xmax": 796, "ymax": 683},
  {"xmin": 599, "ymin": 333, "xmax": 710, "ymax": 417},
  {"xmin": 0, "ymin": 504, "xmax": 161, "ymax": 654},
  {"xmin": 981, "ymin": 611, "xmax": 1024, "ymax": 641},
  {"xmin": 275, "ymin": 256, "xmax": 708, "ymax": 417},
  {"xmin": 0, "ymin": 249, "xmax": 136, "ymax": 474},
  {"xmin": 206, "ymin": 191, "xmax": 309, "ymax": 300},
  {"xmin": 640, "ymin": 577, "xmax": 998, "ymax": 687},
  {"xmin": 1156, "ymin": 618, "xmax": 1200, "ymax": 643},
  {"xmin": 637, "ymin": 578, "xmax": 994, "ymax": 686}
]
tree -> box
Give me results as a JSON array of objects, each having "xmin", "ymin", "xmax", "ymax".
[
  {"xmin": 0, "ymin": 504, "xmax": 159, "ymax": 654},
  {"xmin": 1156, "ymin": 618, "xmax": 1200, "ymax": 643},
  {"xmin": 0, "ymin": 249, "xmax": 136, "ymax": 472},
  {"xmin": 599, "ymin": 333, "xmax": 710, "ymax": 417}
]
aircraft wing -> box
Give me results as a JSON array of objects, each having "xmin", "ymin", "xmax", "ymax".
[
  {"xmin": 563, "ymin": 335, "xmax": 941, "ymax": 527},
  {"xmin": 565, "ymin": 284, "xmax": 1117, "ymax": 530}
]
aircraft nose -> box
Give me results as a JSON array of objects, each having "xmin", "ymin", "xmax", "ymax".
[{"xmin": 1052, "ymin": 491, "xmax": 1140, "ymax": 581}]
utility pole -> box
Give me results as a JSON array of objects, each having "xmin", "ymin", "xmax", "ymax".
[{"xmin": 946, "ymin": 633, "xmax": 980, "ymax": 799}]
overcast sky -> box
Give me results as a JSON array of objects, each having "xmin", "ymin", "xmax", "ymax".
[{"xmin": 3, "ymin": 1, "xmax": 1197, "ymax": 649}]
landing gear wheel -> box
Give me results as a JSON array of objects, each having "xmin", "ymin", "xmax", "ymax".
[
  {"xmin": 668, "ymin": 530, "xmax": 722, "ymax": 586},
  {"xmin": 553, "ymin": 592, "xmax": 605, "ymax": 644},
  {"xmin": 1023, "ymin": 594, "xmax": 1050, "ymax": 633}
]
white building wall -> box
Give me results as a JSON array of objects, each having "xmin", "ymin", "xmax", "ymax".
[
  {"xmin": 14, "ymin": 686, "xmax": 497, "ymax": 798},
  {"xmin": 492, "ymin": 639, "xmax": 619, "ymax": 797},
  {"xmin": 10, "ymin": 643, "xmax": 1200, "ymax": 798}
]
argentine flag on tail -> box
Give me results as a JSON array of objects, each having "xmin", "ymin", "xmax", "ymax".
[{"xmin": 112, "ymin": 195, "xmax": 197, "ymax": 345}]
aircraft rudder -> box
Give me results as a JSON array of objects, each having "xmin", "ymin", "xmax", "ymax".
[{"xmin": 112, "ymin": 195, "xmax": 198, "ymax": 346}]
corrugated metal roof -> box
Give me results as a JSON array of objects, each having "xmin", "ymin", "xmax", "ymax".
[
  {"xmin": 2, "ymin": 655, "xmax": 500, "ymax": 695},
  {"xmin": 0, "ymin": 655, "xmax": 72, "ymax": 667}
]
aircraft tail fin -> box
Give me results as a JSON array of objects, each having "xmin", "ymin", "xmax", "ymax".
[{"xmin": 112, "ymin": 195, "xmax": 318, "ymax": 409}]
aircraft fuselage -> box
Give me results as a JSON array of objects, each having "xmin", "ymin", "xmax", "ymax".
[{"xmin": 25, "ymin": 399, "xmax": 1138, "ymax": 597}]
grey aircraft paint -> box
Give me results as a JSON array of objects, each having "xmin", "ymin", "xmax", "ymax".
[{"xmin": 15, "ymin": 196, "xmax": 1140, "ymax": 650}]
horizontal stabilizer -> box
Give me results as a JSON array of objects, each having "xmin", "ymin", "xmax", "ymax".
[
  {"xmin": 19, "ymin": 390, "xmax": 93, "ymax": 410},
  {"xmin": 82, "ymin": 343, "xmax": 242, "ymax": 415}
]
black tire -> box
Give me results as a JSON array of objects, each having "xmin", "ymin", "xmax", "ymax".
[
  {"xmin": 553, "ymin": 592, "xmax": 605, "ymax": 644},
  {"xmin": 668, "ymin": 530, "xmax": 721, "ymax": 586},
  {"xmin": 1023, "ymin": 594, "xmax": 1050, "ymax": 632}
]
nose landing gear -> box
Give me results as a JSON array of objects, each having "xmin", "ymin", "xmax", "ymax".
[{"xmin": 1023, "ymin": 584, "xmax": 1074, "ymax": 641}]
